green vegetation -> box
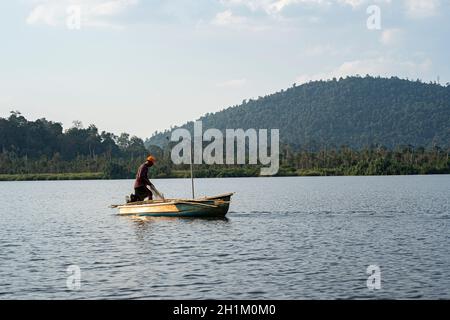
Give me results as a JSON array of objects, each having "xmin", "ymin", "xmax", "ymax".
[
  {"xmin": 148, "ymin": 146, "xmax": 450, "ymax": 178},
  {"xmin": 284, "ymin": 146, "xmax": 450, "ymax": 176},
  {"xmin": 147, "ymin": 76, "xmax": 450, "ymax": 150},
  {"xmin": 1, "ymin": 76, "xmax": 449, "ymax": 181},
  {"xmin": 0, "ymin": 172, "xmax": 104, "ymax": 181},
  {"xmin": 1, "ymin": 144, "xmax": 447, "ymax": 181},
  {"xmin": 0, "ymin": 111, "xmax": 171, "ymax": 179}
]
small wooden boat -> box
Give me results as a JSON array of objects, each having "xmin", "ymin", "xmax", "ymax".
[{"xmin": 112, "ymin": 193, "xmax": 234, "ymax": 218}]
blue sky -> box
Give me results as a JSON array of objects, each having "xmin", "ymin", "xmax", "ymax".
[{"xmin": 0, "ymin": 0, "xmax": 449, "ymax": 138}]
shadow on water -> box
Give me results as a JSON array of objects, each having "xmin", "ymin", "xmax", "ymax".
[
  {"xmin": 129, "ymin": 216, "xmax": 230, "ymax": 241},
  {"xmin": 128, "ymin": 216, "xmax": 230, "ymax": 232}
]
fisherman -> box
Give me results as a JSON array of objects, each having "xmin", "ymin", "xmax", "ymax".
[{"xmin": 133, "ymin": 155, "xmax": 156, "ymax": 201}]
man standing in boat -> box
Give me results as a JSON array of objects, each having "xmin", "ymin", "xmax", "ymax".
[{"xmin": 133, "ymin": 155, "xmax": 156, "ymax": 201}]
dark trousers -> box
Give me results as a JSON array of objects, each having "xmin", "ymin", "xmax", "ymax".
[{"xmin": 134, "ymin": 186, "xmax": 153, "ymax": 201}]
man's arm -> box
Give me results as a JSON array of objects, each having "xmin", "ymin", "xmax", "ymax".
[
  {"xmin": 140, "ymin": 166, "xmax": 152, "ymax": 187},
  {"xmin": 145, "ymin": 178, "xmax": 153, "ymax": 188}
]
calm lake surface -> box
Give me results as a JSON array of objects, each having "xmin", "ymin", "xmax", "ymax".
[{"xmin": 0, "ymin": 176, "xmax": 449, "ymax": 299}]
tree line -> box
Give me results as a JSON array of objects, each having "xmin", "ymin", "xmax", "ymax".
[
  {"xmin": 1, "ymin": 111, "xmax": 449, "ymax": 180},
  {"xmin": 0, "ymin": 111, "xmax": 170, "ymax": 179}
]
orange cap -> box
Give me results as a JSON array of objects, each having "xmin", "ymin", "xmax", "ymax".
[{"xmin": 147, "ymin": 155, "xmax": 156, "ymax": 163}]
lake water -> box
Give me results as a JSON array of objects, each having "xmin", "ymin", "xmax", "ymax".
[{"xmin": 0, "ymin": 176, "xmax": 449, "ymax": 299}]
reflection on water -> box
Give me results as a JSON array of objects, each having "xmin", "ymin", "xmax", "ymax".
[
  {"xmin": 132, "ymin": 216, "xmax": 230, "ymax": 224},
  {"xmin": 0, "ymin": 176, "xmax": 449, "ymax": 299},
  {"xmin": 130, "ymin": 216, "xmax": 230, "ymax": 242}
]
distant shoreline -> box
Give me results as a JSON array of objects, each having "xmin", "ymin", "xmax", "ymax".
[
  {"xmin": 0, "ymin": 172, "xmax": 105, "ymax": 181},
  {"xmin": 1, "ymin": 170, "xmax": 449, "ymax": 182}
]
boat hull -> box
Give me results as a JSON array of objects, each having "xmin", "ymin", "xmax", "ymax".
[{"xmin": 117, "ymin": 193, "xmax": 233, "ymax": 218}]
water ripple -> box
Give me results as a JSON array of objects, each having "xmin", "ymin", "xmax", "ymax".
[{"xmin": 0, "ymin": 176, "xmax": 449, "ymax": 299}]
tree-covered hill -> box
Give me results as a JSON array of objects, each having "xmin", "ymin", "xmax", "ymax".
[
  {"xmin": 1, "ymin": 76, "xmax": 449, "ymax": 179},
  {"xmin": 146, "ymin": 76, "xmax": 450, "ymax": 150},
  {"xmin": 0, "ymin": 111, "xmax": 148, "ymax": 160},
  {"xmin": 0, "ymin": 112, "xmax": 164, "ymax": 177}
]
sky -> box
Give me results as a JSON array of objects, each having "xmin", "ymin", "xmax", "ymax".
[{"xmin": 0, "ymin": 0, "xmax": 449, "ymax": 138}]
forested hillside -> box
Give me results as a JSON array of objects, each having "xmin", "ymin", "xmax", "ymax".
[
  {"xmin": 146, "ymin": 76, "xmax": 450, "ymax": 150},
  {"xmin": 1, "ymin": 75, "xmax": 449, "ymax": 180},
  {"xmin": 0, "ymin": 112, "xmax": 170, "ymax": 178}
]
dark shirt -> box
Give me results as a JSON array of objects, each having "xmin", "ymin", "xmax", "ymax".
[{"xmin": 134, "ymin": 163, "xmax": 150, "ymax": 189}]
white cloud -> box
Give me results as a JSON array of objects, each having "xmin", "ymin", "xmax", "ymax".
[
  {"xmin": 404, "ymin": 0, "xmax": 440, "ymax": 19},
  {"xmin": 210, "ymin": 9, "xmax": 272, "ymax": 31},
  {"xmin": 216, "ymin": 78, "xmax": 247, "ymax": 88},
  {"xmin": 338, "ymin": 0, "xmax": 393, "ymax": 9},
  {"xmin": 27, "ymin": 3, "xmax": 59, "ymax": 26},
  {"xmin": 269, "ymin": 0, "xmax": 331, "ymax": 13},
  {"xmin": 220, "ymin": 0, "xmax": 392, "ymax": 15},
  {"xmin": 337, "ymin": 0, "xmax": 365, "ymax": 9},
  {"xmin": 212, "ymin": 9, "xmax": 247, "ymax": 26},
  {"xmin": 220, "ymin": 0, "xmax": 330, "ymax": 15},
  {"xmin": 296, "ymin": 56, "xmax": 432, "ymax": 83},
  {"xmin": 26, "ymin": 0, "xmax": 139, "ymax": 28},
  {"xmin": 380, "ymin": 28, "xmax": 403, "ymax": 46}
]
